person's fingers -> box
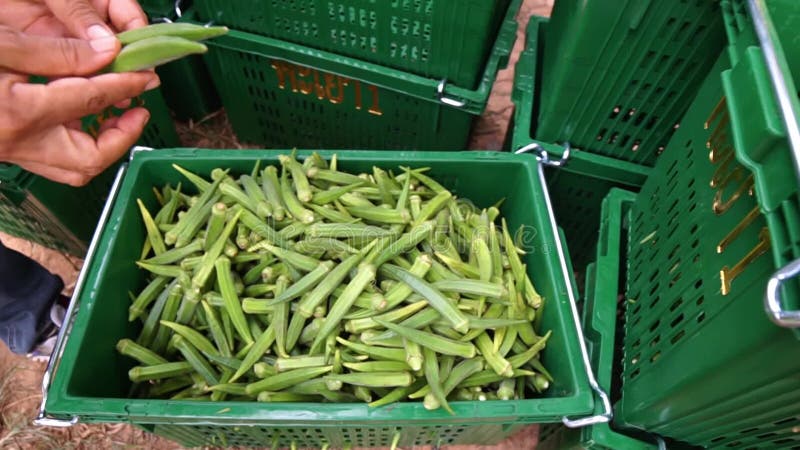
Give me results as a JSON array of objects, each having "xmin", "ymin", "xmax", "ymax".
[
  {"xmin": 45, "ymin": 0, "xmax": 111, "ymax": 38},
  {"xmin": 15, "ymin": 159, "xmax": 93, "ymax": 186},
  {"xmin": 7, "ymin": 108, "xmax": 148, "ymax": 182},
  {"xmin": 0, "ymin": 25, "xmax": 116, "ymax": 76},
  {"xmin": 95, "ymin": 107, "xmax": 150, "ymax": 157},
  {"xmin": 12, "ymin": 72, "xmax": 159, "ymax": 128},
  {"xmin": 114, "ymin": 98, "xmax": 132, "ymax": 109},
  {"xmin": 107, "ymin": 0, "xmax": 148, "ymax": 32}
]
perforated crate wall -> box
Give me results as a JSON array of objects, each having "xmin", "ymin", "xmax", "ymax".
[
  {"xmin": 616, "ymin": 48, "xmax": 800, "ymax": 448},
  {"xmin": 537, "ymin": 0, "xmax": 726, "ymax": 165}
]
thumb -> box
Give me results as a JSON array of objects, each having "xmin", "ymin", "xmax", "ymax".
[
  {"xmin": 0, "ymin": 26, "xmax": 115, "ymax": 76},
  {"xmin": 44, "ymin": 0, "xmax": 120, "ymax": 57}
]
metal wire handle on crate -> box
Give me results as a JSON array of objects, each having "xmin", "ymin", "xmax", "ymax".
[
  {"xmin": 34, "ymin": 161, "xmax": 130, "ymax": 427},
  {"xmin": 748, "ymin": 0, "xmax": 800, "ymax": 328},
  {"xmin": 515, "ymin": 142, "xmax": 614, "ymax": 428}
]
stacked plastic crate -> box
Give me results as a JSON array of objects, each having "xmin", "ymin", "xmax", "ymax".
[
  {"xmin": 191, "ymin": 0, "xmax": 522, "ymax": 149},
  {"xmin": 511, "ymin": 0, "xmax": 726, "ymax": 268},
  {"xmin": 516, "ymin": 0, "xmax": 800, "ymax": 448}
]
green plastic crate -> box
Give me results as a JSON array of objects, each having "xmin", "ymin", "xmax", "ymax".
[
  {"xmin": 195, "ymin": 0, "xmax": 513, "ymax": 90},
  {"xmin": 511, "ymin": 17, "xmax": 651, "ymax": 269},
  {"xmin": 538, "ymin": 190, "xmax": 659, "ymax": 450},
  {"xmin": 0, "ymin": 89, "xmax": 179, "ymax": 256},
  {"xmin": 41, "ymin": 149, "xmax": 596, "ymax": 447},
  {"xmin": 197, "ymin": 0, "xmax": 518, "ymax": 150},
  {"xmin": 536, "ymin": 0, "xmax": 726, "ymax": 166},
  {"xmin": 614, "ymin": 2, "xmax": 800, "ymax": 446}
]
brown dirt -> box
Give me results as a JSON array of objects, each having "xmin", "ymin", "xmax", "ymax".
[{"xmin": 0, "ymin": 1, "xmax": 554, "ymax": 448}]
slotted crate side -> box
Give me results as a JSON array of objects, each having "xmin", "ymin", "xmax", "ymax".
[
  {"xmin": 44, "ymin": 150, "xmax": 596, "ymax": 447},
  {"xmin": 616, "ymin": 28, "xmax": 800, "ymax": 447},
  {"xmin": 0, "ymin": 89, "xmax": 178, "ymax": 256},
  {"xmin": 536, "ymin": 0, "xmax": 726, "ymax": 166},
  {"xmin": 537, "ymin": 190, "xmax": 660, "ymax": 450},
  {"xmin": 511, "ymin": 17, "xmax": 650, "ymax": 269},
  {"xmin": 199, "ymin": 0, "xmax": 518, "ymax": 150},
  {"xmin": 153, "ymin": 423, "xmax": 526, "ymax": 448},
  {"xmin": 195, "ymin": 0, "xmax": 513, "ymax": 89}
]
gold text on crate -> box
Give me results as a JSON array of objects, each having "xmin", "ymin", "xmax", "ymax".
[
  {"xmin": 271, "ymin": 60, "xmax": 383, "ymax": 116},
  {"xmin": 706, "ymin": 96, "xmax": 770, "ymax": 296}
]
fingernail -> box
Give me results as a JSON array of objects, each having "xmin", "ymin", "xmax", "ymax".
[
  {"xmin": 88, "ymin": 25, "xmax": 118, "ymax": 53},
  {"xmin": 145, "ymin": 76, "xmax": 161, "ymax": 91},
  {"xmin": 141, "ymin": 110, "xmax": 151, "ymax": 125}
]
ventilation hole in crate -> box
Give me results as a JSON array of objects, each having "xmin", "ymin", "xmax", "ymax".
[
  {"xmin": 775, "ymin": 417, "xmax": 798, "ymax": 426},
  {"xmin": 727, "ymin": 441, "xmax": 742, "ymax": 447},
  {"xmin": 649, "ymin": 320, "xmax": 660, "ymax": 332},
  {"xmin": 712, "ymin": 436, "xmax": 727, "ymax": 443},
  {"xmin": 650, "ymin": 351, "xmax": 661, "ymax": 362},
  {"xmin": 620, "ymin": 135, "xmax": 631, "ymax": 147},
  {"xmin": 649, "ymin": 282, "xmax": 661, "ymax": 296},
  {"xmin": 632, "ymin": 337, "xmax": 641, "ymax": 349},
  {"xmin": 597, "ymin": 128, "xmax": 607, "ymax": 141},
  {"xmin": 632, "ymin": 316, "xmax": 641, "ymax": 327},
  {"xmin": 650, "ymin": 296, "xmax": 661, "ymax": 309},
  {"xmin": 634, "ymin": 112, "xmax": 648, "ymax": 127},
  {"xmin": 671, "ymin": 329, "xmax": 686, "ymax": 344},
  {"xmin": 608, "ymin": 132, "xmax": 619, "ymax": 144},
  {"xmin": 622, "ymin": 108, "xmax": 636, "ymax": 122},
  {"xmin": 610, "ymin": 106, "xmax": 622, "ymax": 119},
  {"xmin": 670, "ymin": 313, "xmax": 684, "ymax": 328},
  {"xmin": 645, "ymin": 116, "xmax": 659, "ymax": 130},
  {"xmin": 650, "ymin": 335, "xmax": 661, "ymax": 347},
  {"xmin": 759, "ymin": 433, "xmax": 778, "ymax": 439},
  {"xmin": 631, "ymin": 368, "xmax": 641, "ymax": 379},
  {"xmin": 670, "ymin": 298, "xmax": 683, "ymax": 312},
  {"xmin": 631, "ymin": 353, "xmax": 641, "ymax": 365},
  {"xmin": 696, "ymin": 311, "xmax": 706, "ymax": 323},
  {"xmin": 632, "ymin": 140, "xmax": 641, "ymax": 152}
]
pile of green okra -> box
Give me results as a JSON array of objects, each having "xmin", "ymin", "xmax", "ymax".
[{"xmin": 122, "ymin": 152, "xmax": 552, "ymax": 413}]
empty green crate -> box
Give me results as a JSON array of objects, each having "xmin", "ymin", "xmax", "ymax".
[
  {"xmin": 538, "ymin": 189, "xmax": 659, "ymax": 450},
  {"xmin": 42, "ymin": 149, "xmax": 596, "ymax": 447},
  {"xmin": 536, "ymin": 0, "xmax": 726, "ymax": 166},
  {"xmin": 195, "ymin": 0, "xmax": 513, "ymax": 90},
  {"xmin": 614, "ymin": 2, "xmax": 800, "ymax": 446},
  {"xmin": 511, "ymin": 17, "xmax": 650, "ymax": 269},
  {"xmin": 0, "ymin": 89, "xmax": 179, "ymax": 256},
  {"xmin": 197, "ymin": 0, "xmax": 518, "ymax": 150}
]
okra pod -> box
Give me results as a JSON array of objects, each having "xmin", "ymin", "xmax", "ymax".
[
  {"xmin": 342, "ymin": 361, "xmax": 409, "ymax": 372},
  {"xmin": 280, "ymin": 168, "xmax": 315, "ymax": 223},
  {"xmin": 274, "ymin": 355, "xmax": 328, "ymax": 372},
  {"xmin": 380, "ymin": 264, "xmax": 469, "ymax": 333},
  {"xmin": 474, "ymin": 332, "xmax": 513, "ymax": 377},
  {"xmin": 245, "ymin": 366, "xmax": 333, "ymax": 395},
  {"xmin": 129, "ymin": 276, "xmax": 168, "ymax": 322},
  {"xmin": 296, "ymin": 252, "xmax": 364, "ymax": 317},
  {"xmin": 129, "ymin": 361, "xmax": 194, "ymax": 382},
  {"xmin": 173, "ymin": 335, "xmax": 219, "ymax": 385},
  {"xmin": 325, "ymin": 372, "xmax": 413, "ymax": 388},
  {"xmin": 310, "ymin": 264, "xmax": 376, "ymax": 353},
  {"xmin": 116, "ymin": 338, "xmax": 168, "ymax": 366},
  {"xmin": 422, "ymin": 346, "xmax": 452, "ymax": 414},
  {"xmin": 279, "ymin": 154, "xmax": 313, "ymax": 202},
  {"xmin": 335, "ymin": 337, "xmax": 406, "ymax": 362},
  {"xmin": 160, "ymin": 320, "xmax": 219, "ymax": 357},
  {"xmin": 232, "ymin": 322, "xmax": 276, "ymax": 382},
  {"xmin": 216, "ymin": 256, "xmax": 254, "ymax": 345},
  {"xmin": 374, "ymin": 319, "xmax": 476, "ymax": 359}
]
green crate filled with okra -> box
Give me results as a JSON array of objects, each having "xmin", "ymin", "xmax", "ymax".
[
  {"xmin": 41, "ymin": 149, "xmax": 598, "ymax": 448},
  {"xmin": 613, "ymin": 1, "xmax": 800, "ymax": 448}
]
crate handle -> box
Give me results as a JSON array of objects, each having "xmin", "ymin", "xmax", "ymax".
[
  {"xmin": 436, "ymin": 80, "xmax": 467, "ymax": 108},
  {"xmin": 765, "ymin": 258, "xmax": 800, "ymax": 327},
  {"xmin": 34, "ymin": 162, "xmax": 129, "ymax": 428},
  {"xmin": 517, "ymin": 143, "xmax": 614, "ymax": 428},
  {"xmin": 747, "ymin": 0, "xmax": 800, "ymax": 328}
]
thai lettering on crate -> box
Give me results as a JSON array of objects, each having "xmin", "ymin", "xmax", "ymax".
[{"xmin": 271, "ymin": 60, "xmax": 384, "ymax": 116}]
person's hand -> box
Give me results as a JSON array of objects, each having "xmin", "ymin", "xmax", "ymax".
[{"xmin": 0, "ymin": 0, "xmax": 159, "ymax": 187}]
